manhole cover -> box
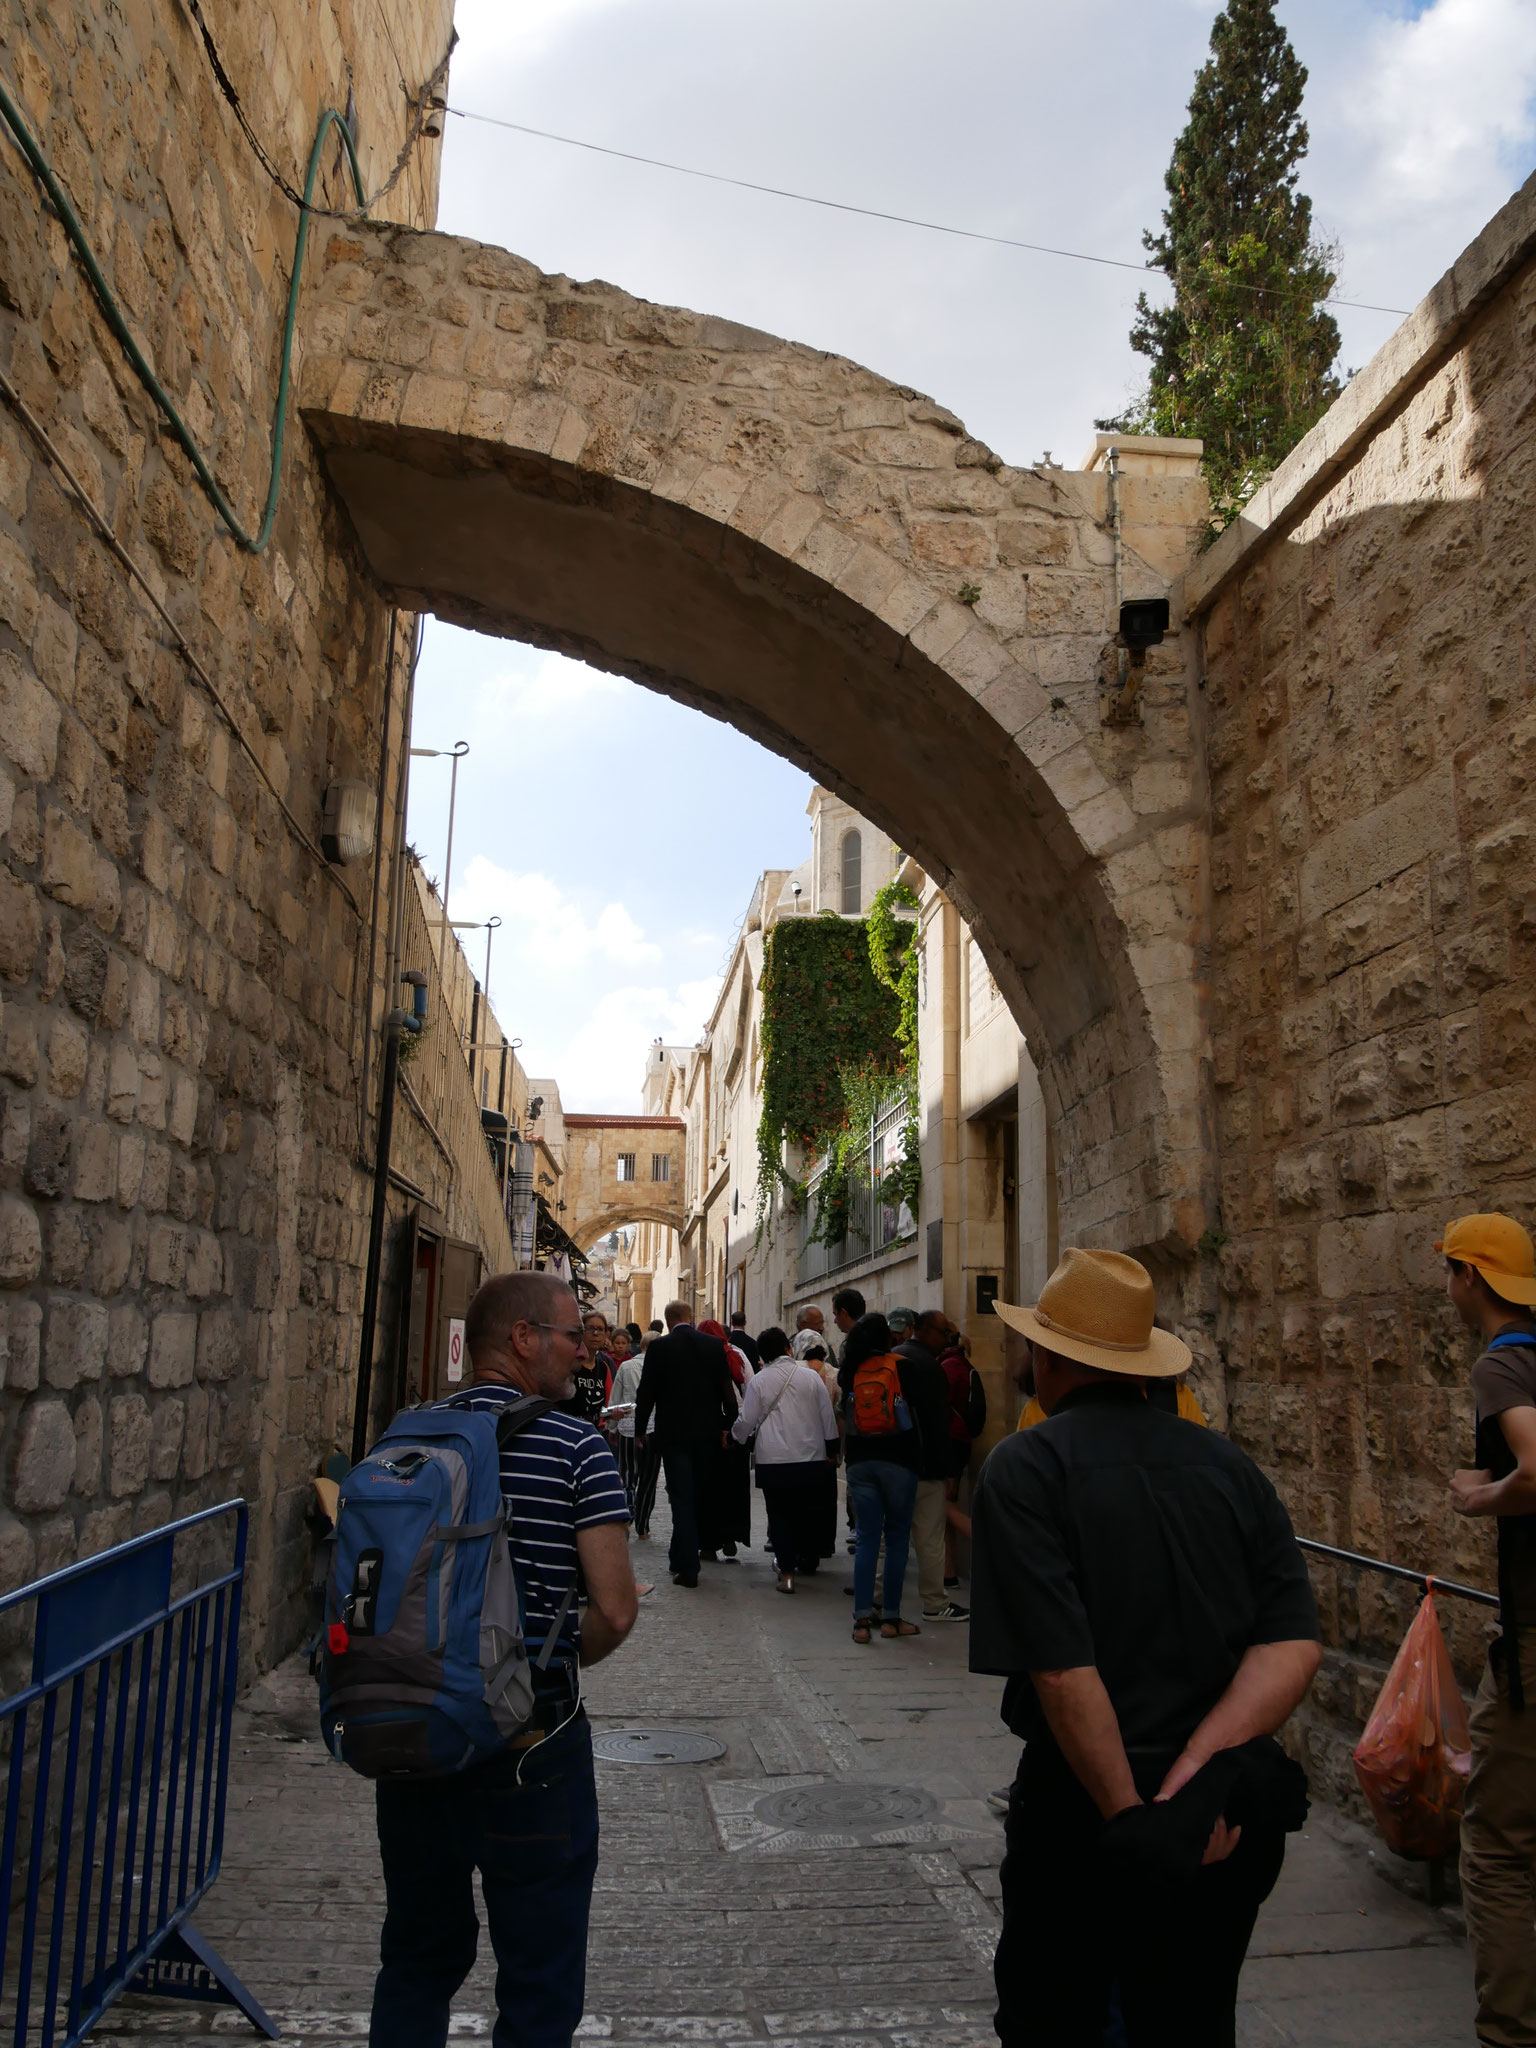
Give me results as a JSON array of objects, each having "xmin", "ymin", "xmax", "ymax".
[
  {"xmin": 592, "ymin": 1727, "xmax": 727, "ymax": 1765},
  {"xmin": 755, "ymin": 1782, "xmax": 938, "ymax": 1833}
]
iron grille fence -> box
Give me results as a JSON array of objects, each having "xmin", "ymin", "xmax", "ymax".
[
  {"xmin": 796, "ymin": 1094, "xmax": 915, "ymax": 1288},
  {"xmin": 0, "ymin": 1503, "xmax": 266, "ymax": 2047}
]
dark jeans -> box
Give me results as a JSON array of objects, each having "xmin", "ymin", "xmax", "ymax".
[
  {"xmin": 995, "ymin": 1745, "xmax": 1285, "ymax": 2048},
  {"xmin": 662, "ymin": 1443, "xmax": 704, "ymax": 1580},
  {"xmin": 618, "ymin": 1435, "xmax": 661, "ymax": 1533},
  {"xmin": 370, "ymin": 1712, "xmax": 598, "ymax": 2048},
  {"xmin": 847, "ymin": 1458, "xmax": 918, "ymax": 1620}
]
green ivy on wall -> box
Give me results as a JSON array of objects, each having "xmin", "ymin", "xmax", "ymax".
[
  {"xmin": 756, "ymin": 885, "xmax": 924, "ymax": 1242},
  {"xmin": 755, "ymin": 912, "xmax": 903, "ymax": 1229},
  {"xmin": 866, "ymin": 878, "xmax": 922, "ymax": 1218}
]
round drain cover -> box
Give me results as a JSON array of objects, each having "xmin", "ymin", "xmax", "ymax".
[
  {"xmin": 592, "ymin": 1727, "xmax": 726, "ymax": 1765},
  {"xmin": 755, "ymin": 1782, "xmax": 938, "ymax": 1833}
]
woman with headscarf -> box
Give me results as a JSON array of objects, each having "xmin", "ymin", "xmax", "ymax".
[
  {"xmin": 732, "ymin": 1327, "xmax": 839, "ymax": 1592},
  {"xmin": 696, "ymin": 1317, "xmax": 753, "ymax": 1561}
]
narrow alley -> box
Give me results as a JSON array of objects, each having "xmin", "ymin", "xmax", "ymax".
[{"xmin": 91, "ymin": 1515, "xmax": 1470, "ymax": 2048}]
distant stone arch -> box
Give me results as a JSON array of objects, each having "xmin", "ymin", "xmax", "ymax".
[
  {"xmin": 560, "ymin": 1114, "xmax": 685, "ymax": 1253},
  {"xmin": 302, "ymin": 226, "xmax": 1213, "ymax": 1260}
]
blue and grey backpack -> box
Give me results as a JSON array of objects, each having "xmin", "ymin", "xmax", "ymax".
[{"xmin": 319, "ymin": 1395, "xmax": 574, "ymax": 1777}]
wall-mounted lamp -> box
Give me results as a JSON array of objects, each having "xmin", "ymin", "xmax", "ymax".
[
  {"xmin": 321, "ymin": 780, "xmax": 377, "ymax": 864},
  {"xmin": 1118, "ymin": 598, "xmax": 1170, "ymax": 665}
]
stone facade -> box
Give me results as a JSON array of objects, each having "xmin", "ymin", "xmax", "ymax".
[
  {"xmin": 560, "ymin": 1113, "xmax": 685, "ymax": 1252},
  {"xmin": 1189, "ymin": 169, "xmax": 1536, "ymax": 1796},
  {"xmin": 299, "ymin": 226, "xmax": 1214, "ymax": 1271},
  {"xmin": 0, "ymin": 0, "xmax": 450, "ymax": 1662}
]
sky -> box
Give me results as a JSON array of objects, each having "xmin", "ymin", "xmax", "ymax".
[{"xmin": 406, "ymin": 0, "xmax": 1536, "ymax": 1112}]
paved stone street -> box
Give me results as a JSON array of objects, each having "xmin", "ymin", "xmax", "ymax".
[{"xmin": 93, "ymin": 1509, "xmax": 1471, "ymax": 2047}]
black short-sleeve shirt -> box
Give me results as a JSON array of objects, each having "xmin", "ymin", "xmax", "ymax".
[
  {"xmin": 969, "ymin": 1381, "xmax": 1319, "ymax": 1752},
  {"xmin": 1471, "ymin": 1337, "xmax": 1536, "ymax": 1619}
]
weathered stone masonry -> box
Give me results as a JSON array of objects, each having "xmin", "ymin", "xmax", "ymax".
[
  {"xmin": 0, "ymin": 0, "xmax": 450, "ymax": 1664},
  {"xmin": 1189, "ymin": 170, "xmax": 1536, "ymax": 1799}
]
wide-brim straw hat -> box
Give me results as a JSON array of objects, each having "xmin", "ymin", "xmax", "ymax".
[{"xmin": 993, "ymin": 1247, "xmax": 1192, "ymax": 1379}]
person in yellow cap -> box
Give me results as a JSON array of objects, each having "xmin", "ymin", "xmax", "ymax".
[
  {"xmin": 968, "ymin": 1247, "xmax": 1322, "ymax": 2046},
  {"xmin": 1439, "ymin": 1213, "xmax": 1536, "ymax": 2047}
]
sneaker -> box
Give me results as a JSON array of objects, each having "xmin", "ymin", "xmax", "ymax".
[
  {"xmin": 944, "ymin": 1575, "xmax": 961, "ymax": 1589},
  {"xmin": 986, "ymin": 1787, "xmax": 1010, "ymax": 1816},
  {"xmin": 922, "ymin": 1601, "xmax": 970, "ymax": 1622}
]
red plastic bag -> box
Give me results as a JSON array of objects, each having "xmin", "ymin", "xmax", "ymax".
[{"xmin": 1352, "ymin": 1591, "xmax": 1472, "ymax": 1861}]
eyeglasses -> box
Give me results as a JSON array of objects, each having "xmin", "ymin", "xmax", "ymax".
[{"xmin": 527, "ymin": 1320, "xmax": 587, "ymax": 1344}]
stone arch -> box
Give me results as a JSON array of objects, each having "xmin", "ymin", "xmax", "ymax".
[
  {"xmin": 574, "ymin": 1203, "xmax": 680, "ymax": 1254},
  {"xmin": 301, "ymin": 225, "xmax": 1213, "ymax": 1259}
]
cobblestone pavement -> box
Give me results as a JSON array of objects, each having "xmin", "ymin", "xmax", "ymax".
[{"xmin": 92, "ymin": 1507, "xmax": 1472, "ymax": 2046}]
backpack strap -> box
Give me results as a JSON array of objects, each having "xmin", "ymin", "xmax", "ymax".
[{"xmin": 494, "ymin": 1394, "xmax": 554, "ymax": 1445}]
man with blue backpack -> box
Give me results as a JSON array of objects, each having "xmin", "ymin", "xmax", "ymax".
[{"xmin": 324, "ymin": 1269, "xmax": 636, "ymax": 2048}]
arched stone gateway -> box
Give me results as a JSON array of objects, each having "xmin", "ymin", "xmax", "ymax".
[
  {"xmin": 562, "ymin": 1114, "xmax": 686, "ymax": 1253},
  {"xmin": 300, "ymin": 224, "xmax": 1214, "ymax": 1262}
]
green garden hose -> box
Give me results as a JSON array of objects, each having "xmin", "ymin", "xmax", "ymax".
[{"xmin": 0, "ymin": 76, "xmax": 365, "ymax": 553}]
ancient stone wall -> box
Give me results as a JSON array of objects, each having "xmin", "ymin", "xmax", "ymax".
[
  {"xmin": 0, "ymin": 0, "xmax": 451, "ymax": 1666},
  {"xmin": 1190, "ymin": 171, "xmax": 1536, "ymax": 1799}
]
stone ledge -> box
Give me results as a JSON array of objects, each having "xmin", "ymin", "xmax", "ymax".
[{"xmin": 1185, "ymin": 163, "xmax": 1536, "ymax": 618}]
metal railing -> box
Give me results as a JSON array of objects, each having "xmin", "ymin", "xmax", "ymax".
[
  {"xmin": 0, "ymin": 1503, "xmax": 273, "ymax": 2046},
  {"xmin": 398, "ymin": 869, "xmax": 517, "ymax": 1272},
  {"xmin": 796, "ymin": 1094, "xmax": 915, "ymax": 1288},
  {"xmin": 1297, "ymin": 1535, "xmax": 1498, "ymax": 1609}
]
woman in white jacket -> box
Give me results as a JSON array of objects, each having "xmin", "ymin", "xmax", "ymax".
[{"xmin": 732, "ymin": 1327, "xmax": 839, "ymax": 1594}]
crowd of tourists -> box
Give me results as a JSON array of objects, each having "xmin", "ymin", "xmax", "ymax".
[
  {"xmin": 577, "ymin": 1289, "xmax": 981, "ymax": 1631},
  {"xmin": 327, "ymin": 1209, "xmax": 1536, "ymax": 2048}
]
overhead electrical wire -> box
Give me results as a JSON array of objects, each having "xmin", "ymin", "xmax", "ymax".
[{"xmin": 445, "ymin": 105, "xmax": 1412, "ymax": 320}]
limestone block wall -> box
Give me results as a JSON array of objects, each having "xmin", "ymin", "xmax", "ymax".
[
  {"xmin": 1191, "ymin": 171, "xmax": 1536, "ymax": 1798},
  {"xmin": 0, "ymin": 0, "xmax": 451, "ymax": 1666}
]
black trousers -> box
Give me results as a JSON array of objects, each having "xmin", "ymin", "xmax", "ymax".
[
  {"xmin": 995, "ymin": 1745, "xmax": 1286, "ymax": 2048},
  {"xmin": 616, "ymin": 1435, "xmax": 661, "ymax": 1533},
  {"xmin": 661, "ymin": 1444, "xmax": 703, "ymax": 1580}
]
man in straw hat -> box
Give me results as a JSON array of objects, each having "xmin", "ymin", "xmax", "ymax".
[
  {"xmin": 969, "ymin": 1247, "xmax": 1322, "ymax": 2044},
  {"xmin": 1439, "ymin": 1214, "xmax": 1536, "ymax": 2047}
]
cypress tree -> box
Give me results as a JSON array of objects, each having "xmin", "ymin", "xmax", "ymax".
[{"xmin": 1105, "ymin": 0, "xmax": 1343, "ymax": 526}]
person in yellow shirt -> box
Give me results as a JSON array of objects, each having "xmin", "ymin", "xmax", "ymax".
[{"xmin": 1017, "ymin": 1379, "xmax": 1207, "ymax": 1430}]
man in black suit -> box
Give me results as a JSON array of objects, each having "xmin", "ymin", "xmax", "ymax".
[
  {"xmin": 634, "ymin": 1300, "xmax": 738, "ymax": 1586},
  {"xmin": 728, "ymin": 1312, "xmax": 761, "ymax": 1369}
]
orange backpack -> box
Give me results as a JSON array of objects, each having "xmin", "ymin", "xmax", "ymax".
[{"xmin": 849, "ymin": 1355, "xmax": 912, "ymax": 1436}]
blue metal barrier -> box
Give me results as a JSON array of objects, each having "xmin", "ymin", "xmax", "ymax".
[{"xmin": 0, "ymin": 1501, "xmax": 275, "ymax": 2044}]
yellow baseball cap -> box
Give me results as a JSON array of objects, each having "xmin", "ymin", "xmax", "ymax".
[{"xmin": 1435, "ymin": 1213, "xmax": 1536, "ymax": 1306}]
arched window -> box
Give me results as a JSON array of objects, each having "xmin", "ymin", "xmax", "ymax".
[{"xmin": 840, "ymin": 828, "xmax": 862, "ymax": 914}]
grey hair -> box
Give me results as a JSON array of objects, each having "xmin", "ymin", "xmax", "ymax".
[{"xmin": 465, "ymin": 1271, "xmax": 575, "ymax": 1359}]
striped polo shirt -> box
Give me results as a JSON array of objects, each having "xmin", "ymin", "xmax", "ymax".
[{"xmin": 441, "ymin": 1385, "xmax": 630, "ymax": 1663}]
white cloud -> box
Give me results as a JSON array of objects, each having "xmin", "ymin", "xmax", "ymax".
[
  {"xmin": 449, "ymin": 0, "xmax": 644, "ymax": 65},
  {"xmin": 555, "ymin": 978, "xmax": 721, "ymax": 1108},
  {"xmin": 1346, "ymin": 0, "xmax": 1536, "ymax": 220},
  {"xmin": 477, "ymin": 650, "xmax": 625, "ymax": 721},
  {"xmin": 452, "ymin": 854, "xmax": 660, "ymax": 969}
]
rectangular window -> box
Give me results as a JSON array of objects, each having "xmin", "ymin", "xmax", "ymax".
[
  {"xmin": 617, "ymin": 1152, "xmax": 637, "ymax": 1181},
  {"xmin": 651, "ymin": 1153, "xmax": 670, "ymax": 1182}
]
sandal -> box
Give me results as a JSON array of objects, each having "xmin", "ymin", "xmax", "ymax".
[
  {"xmin": 852, "ymin": 1620, "xmax": 873, "ymax": 1643},
  {"xmin": 880, "ymin": 1618, "xmax": 921, "ymax": 1639}
]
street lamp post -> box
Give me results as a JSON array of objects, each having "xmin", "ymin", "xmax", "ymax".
[{"xmin": 409, "ymin": 739, "xmax": 470, "ymax": 948}]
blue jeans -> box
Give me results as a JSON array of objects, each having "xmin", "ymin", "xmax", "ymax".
[
  {"xmin": 847, "ymin": 1460, "xmax": 919, "ymax": 1620},
  {"xmin": 370, "ymin": 1713, "xmax": 598, "ymax": 2048},
  {"xmin": 662, "ymin": 1444, "xmax": 702, "ymax": 1580}
]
